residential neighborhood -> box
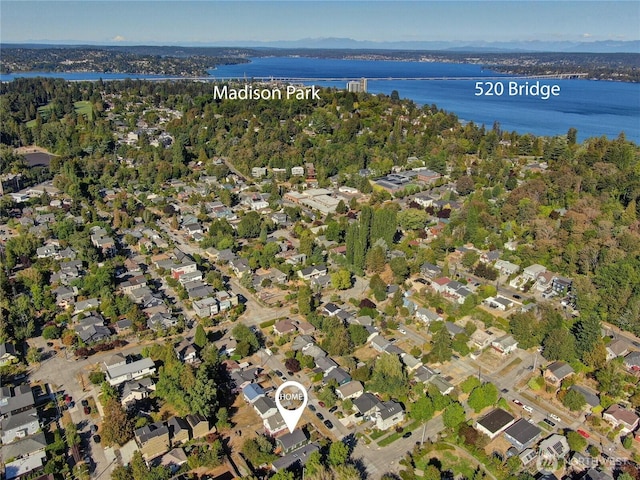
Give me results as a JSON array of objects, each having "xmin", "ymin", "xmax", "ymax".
[{"xmin": 0, "ymin": 75, "xmax": 639, "ymax": 480}]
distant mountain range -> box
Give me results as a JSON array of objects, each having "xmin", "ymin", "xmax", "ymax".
[
  {"xmin": 216, "ymin": 38, "xmax": 640, "ymax": 53},
  {"xmin": 4, "ymin": 38, "xmax": 639, "ymax": 53}
]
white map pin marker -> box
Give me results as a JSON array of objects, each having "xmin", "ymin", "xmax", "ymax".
[{"xmin": 275, "ymin": 380, "xmax": 308, "ymax": 434}]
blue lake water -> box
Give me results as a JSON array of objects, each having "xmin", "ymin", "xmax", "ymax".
[{"xmin": 3, "ymin": 56, "xmax": 639, "ymax": 142}]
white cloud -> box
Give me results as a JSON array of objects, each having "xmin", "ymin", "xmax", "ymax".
[
  {"xmin": 582, "ymin": 33, "xmax": 592, "ymax": 38},
  {"xmin": 112, "ymin": 35, "xmax": 126, "ymax": 42}
]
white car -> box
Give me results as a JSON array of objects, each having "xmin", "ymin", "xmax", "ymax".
[
  {"xmin": 549, "ymin": 413, "xmax": 561, "ymax": 422},
  {"xmin": 523, "ymin": 405, "xmax": 534, "ymax": 413},
  {"xmin": 398, "ymin": 328, "xmax": 407, "ymax": 334}
]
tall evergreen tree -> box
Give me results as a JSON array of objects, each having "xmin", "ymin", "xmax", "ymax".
[{"xmin": 573, "ymin": 313, "xmax": 601, "ymax": 359}]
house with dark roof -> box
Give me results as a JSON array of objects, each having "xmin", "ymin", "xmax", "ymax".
[
  {"xmin": 134, "ymin": 421, "xmax": 170, "ymax": 460},
  {"xmin": 544, "ymin": 361, "xmax": 575, "ymax": 385},
  {"xmin": 186, "ymin": 414, "xmax": 210, "ymax": 439},
  {"xmin": 271, "ymin": 443, "xmax": 320, "ymax": 472},
  {"xmin": 476, "ymin": 408, "xmax": 516, "ymax": 439},
  {"xmin": 503, "ymin": 419, "xmax": 542, "ymax": 450},
  {"xmin": 276, "ymin": 429, "xmax": 309, "ymax": 455},
  {"xmin": 167, "ymin": 416, "xmax": 191, "ymax": 445},
  {"xmin": 353, "ymin": 393, "xmax": 383, "ymax": 417},
  {"xmin": 374, "ymin": 401, "xmax": 405, "ymax": 430},
  {"xmin": 323, "ymin": 303, "xmax": 341, "ymax": 316},
  {"xmin": 120, "ymin": 377, "xmax": 155, "ymax": 408},
  {"xmin": 324, "ymin": 367, "xmax": 351, "ymax": 386},
  {"xmin": 420, "ymin": 262, "xmax": 441, "ymax": 279},
  {"xmin": 0, "ymin": 343, "xmax": 18, "ymax": 366},
  {"xmin": 297, "ymin": 264, "xmax": 327, "ymax": 281},
  {"xmin": 253, "ymin": 397, "xmax": 278, "ymax": 419}
]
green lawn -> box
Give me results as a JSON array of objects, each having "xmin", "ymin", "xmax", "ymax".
[
  {"xmin": 26, "ymin": 100, "xmax": 93, "ymax": 127},
  {"xmin": 416, "ymin": 450, "xmax": 477, "ymax": 479}
]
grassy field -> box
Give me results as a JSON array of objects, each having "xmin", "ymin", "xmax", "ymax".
[{"xmin": 26, "ymin": 100, "xmax": 93, "ymax": 127}]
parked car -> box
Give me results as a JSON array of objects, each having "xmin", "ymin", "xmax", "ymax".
[
  {"xmin": 403, "ymin": 431, "xmax": 412, "ymax": 439},
  {"xmin": 81, "ymin": 399, "xmax": 89, "ymax": 407},
  {"xmin": 316, "ymin": 412, "xmax": 324, "ymax": 420},
  {"xmin": 501, "ymin": 388, "xmax": 509, "ymax": 394},
  {"xmin": 318, "ymin": 401, "xmax": 326, "ymax": 408},
  {"xmin": 513, "ymin": 399, "xmax": 523, "ymax": 406},
  {"xmin": 328, "ymin": 406, "xmax": 338, "ymax": 413},
  {"xmin": 577, "ymin": 429, "xmax": 590, "ymax": 438},
  {"xmin": 92, "ymin": 435, "xmax": 101, "ymax": 444},
  {"xmin": 523, "ymin": 405, "xmax": 533, "ymax": 413},
  {"xmin": 323, "ymin": 419, "xmax": 334, "ymax": 429},
  {"xmin": 308, "ymin": 404, "xmax": 317, "ymax": 412},
  {"xmin": 398, "ymin": 328, "xmax": 407, "ymax": 335},
  {"xmin": 549, "ymin": 414, "xmax": 561, "ymax": 422},
  {"xmin": 543, "ymin": 418, "xmax": 556, "ymax": 427},
  {"xmin": 513, "ymin": 294, "xmax": 522, "ymax": 299},
  {"xmin": 83, "ymin": 406, "xmax": 91, "ymax": 415}
]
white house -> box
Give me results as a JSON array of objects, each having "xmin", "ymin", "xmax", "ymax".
[
  {"xmin": 374, "ymin": 401, "xmax": 404, "ymax": 430},
  {"xmin": 105, "ymin": 357, "xmax": 156, "ymax": 386}
]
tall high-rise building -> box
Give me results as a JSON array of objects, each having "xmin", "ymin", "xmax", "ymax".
[{"xmin": 346, "ymin": 78, "xmax": 367, "ymax": 93}]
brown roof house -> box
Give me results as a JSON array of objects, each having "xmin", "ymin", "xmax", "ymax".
[
  {"xmin": 134, "ymin": 421, "xmax": 170, "ymax": 461},
  {"xmin": 603, "ymin": 404, "xmax": 639, "ymax": 434},
  {"xmin": 273, "ymin": 319, "xmax": 297, "ymax": 336}
]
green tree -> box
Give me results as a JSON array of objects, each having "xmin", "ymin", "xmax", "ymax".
[
  {"xmin": 443, "ymin": 401, "xmax": 466, "ymax": 429},
  {"xmin": 27, "ymin": 346, "xmax": 41, "ymax": 365},
  {"xmin": 566, "ymin": 431, "xmax": 587, "ymax": 452},
  {"xmin": 410, "ymin": 395, "xmax": 435, "ymax": 423},
  {"xmin": 369, "ymin": 354, "xmax": 408, "ymax": 398},
  {"xmin": 329, "ymin": 440, "xmax": 349, "ymax": 466},
  {"xmin": 336, "ymin": 199, "xmax": 348, "ymax": 214},
  {"xmin": 237, "ymin": 211, "xmax": 262, "ymax": 238},
  {"xmin": 370, "ymin": 274, "xmax": 387, "ymax": 302},
  {"xmin": 331, "ymin": 269, "xmax": 352, "ymax": 290},
  {"xmin": 231, "ymin": 324, "xmax": 259, "ymax": 353},
  {"xmin": 431, "ymin": 328, "xmax": 452, "ymax": 363},
  {"xmin": 562, "ymin": 389, "xmax": 586, "ymax": 411},
  {"xmin": 390, "ymin": 256, "xmax": 409, "ymax": 282},
  {"xmin": 101, "ymin": 398, "xmax": 133, "ymax": 446},
  {"xmin": 242, "ymin": 435, "xmax": 276, "ymax": 466},
  {"xmin": 542, "ymin": 328, "xmax": 576, "ymax": 362},
  {"xmin": 468, "ymin": 383, "xmax": 499, "ymax": 413},
  {"xmin": 194, "ymin": 323, "xmax": 207, "ymax": 348},
  {"xmin": 573, "ymin": 313, "xmax": 601, "ymax": 359},
  {"xmin": 348, "ymin": 324, "xmax": 369, "ymax": 346},
  {"xmin": 461, "ymin": 376, "xmax": 482, "ymax": 394},
  {"xmin": 298, "ymin": 285, "xmax": 313, "ymax": 315}
]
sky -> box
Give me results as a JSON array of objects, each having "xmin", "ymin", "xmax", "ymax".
[{"xmin": 1, "ymin": 1, "xmax": 639, "ymax": 45}]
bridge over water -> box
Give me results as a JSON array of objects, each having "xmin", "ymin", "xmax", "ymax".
[{"xmin": 203, "ymin": 73, "xmax": 589, "ymax": 82}]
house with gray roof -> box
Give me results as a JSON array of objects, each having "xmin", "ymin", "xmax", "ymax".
[
  {"xmin": 569, "ymin": 385, "xmax": 599, "ymax": 410},
  {"xmin": 544, "ymin": 361, "xmax": 575, "ymax": 385},
  {"xmin": 336, "ymin": 381, "xmax": 364, "ymax": 401},
  {"xmin": 374, "ymin": 401, "xmax": 405, "ymax": 430},
  {"xmin": 276, "ymin": 430, "xmax": 309, "ymax": 455},
  {"xmin": 503, "ymin": 419, "xmax": 542, "ymax": 450},
  {"xmin": 353, "ymin": 393, "xmax": 383, "ymax": 417},
  {"xmin": 272, "ymin": 443, "xmax": 320, "ymax": 472}
]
